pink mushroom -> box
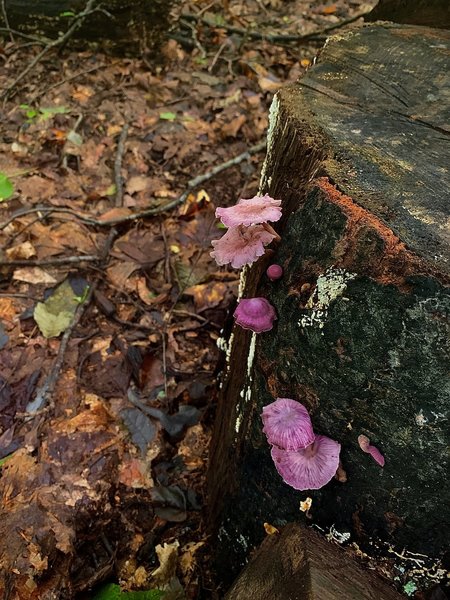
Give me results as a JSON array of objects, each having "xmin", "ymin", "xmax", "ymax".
[
  {"xmin": 271, "ymin": 435, "xmax": 341, "ymax": 491},
  {"xmin": 266, "ymin": 264, "xmax": 283, "ymax": 281},
  {"xmin": 358, "ymin": 434, "xmax": 385, "ymax": 467},
  {"xmin": 234, "ymin": 297, "xmax": 277, "ymax": 333},
  {"xmin": 210, "ymin": 224, "xmax": 277, "ymax": 269},
  {"xmin": 216, "ymin": 194, "xmax": 282, "ymax": 228},
  {"xmin": 262, "ymin": 398, "xmax": 315, "ymax": 451}
]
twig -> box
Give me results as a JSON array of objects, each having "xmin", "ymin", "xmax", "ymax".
[
  {"xmin": 0, "ymin": 0, "xmax": 13, "ymax": 42},
  {"xmin": 0, "ymin": 255, "xmax": 99, "ymax": 267},
  {"xmin": 0, "ymin": 27, "xmax": 52, "ymax": 44},
  {"xmin": 181, "ymin": 11, "xmax": 370, "ymax": 44},
  {"xmin": 25, "ymin": 284, "xmax": 95, "ymax": 415},
  {"xmin": 0, "ymin": 141, "xmax": 267, "ymax": 230},
  {"xmin": 32, "ymin": 63, "xmax": 107, "ymax": 101},
  {"xmin": 1, "ymin": 0, "xmax": 99, "ymax": 101},
  {"xmin": 114, "ymin": 123, "xmax": 129, "ymax": 207},
  {"xmin": 95, "ymin": 139, "xmax": 267, "ymax": 225}
]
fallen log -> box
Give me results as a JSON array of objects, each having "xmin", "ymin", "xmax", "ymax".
[
  {"xmin": 208, "ymin": 22, "xmax": 450, "ymax": 592},
  {"xmin": 1, "ymin": 0, "xmax": 175, "ymax": 55},
  {"xmin": 366, "ymin": 0, "xmax": 450, "ymax": 29}
]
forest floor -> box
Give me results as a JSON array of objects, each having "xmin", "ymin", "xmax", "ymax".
[{"xmin": 0, "ymin": 1, "xmax": 376, "ymax": 598}]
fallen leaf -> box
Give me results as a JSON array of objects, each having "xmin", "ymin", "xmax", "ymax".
[
  {"xmin": 13, "ymin": 267, "xmax": 57, "ymax": 285},
  {"xmin": 33, "ymin": 278, "xmax": 88, "ymax": 338},
  {"xmin": 221, "ymin": 114, "xmax": 246, "ymax": 138},
  {"xmin": 5, "ymin": 241, "xmax": 36, "ymax": 260},
  {"xmin": 121, "ymin": 408, "xmax": 157, "ymax": 455}
]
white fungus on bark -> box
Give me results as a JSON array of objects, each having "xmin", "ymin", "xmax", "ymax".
[{"xmin": 299, "ymin": 267, "xmax": 357, "ymax": 330}]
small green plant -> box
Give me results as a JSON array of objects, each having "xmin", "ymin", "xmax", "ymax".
[
  {"xmin": 159, "ymin": 112, "xmax": 177, "ymax": 121},
  {"xmin": 91, "ymin": 583, "xmax": 164, "ymax": 600},
  {"xmin": 0, "ymin": 172, "xmax": 14, "ymax": 201},
  {"xmin": 20, "ymin": 104, "xmax": 69, "ymax": 123},
  {"xmin": 74, "ymin": 285, "xmax": 90, "ymax": 305}
]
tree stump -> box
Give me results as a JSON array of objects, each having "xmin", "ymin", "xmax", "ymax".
[
  {"xmin": 1, "ymin": 0, "xmax": 176, "ymax": 55},
  {"xmin": 225, "ymin": 524, "xmax": 404, "ymax": 600},
  {"xmin": 208, "ymin": 23, "xmax": 450, "ymax": 590}
]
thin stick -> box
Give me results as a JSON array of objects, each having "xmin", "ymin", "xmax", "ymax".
[
  {"xmin": 2, "ymin": 0, "xmax": 99, "ymax": 101},
  {"xmin": 0, "ymin": 141, "xmax": 267, "ymax": 230},
  {"xmin": 25, "ymin": 284, "xmax": 95, "ymax": 415},
  {"xmin": 0, "ymin": 0, "xmax": 13, "ymax": 42},
  {"xmin": 0, "ymin": 27, "xmax": 51, "ymax": 44},
  {"xmin": 0, "ymin": 255, "xmax": 99, "ymax": 267},
  {"xmin": 181, "ymin": 11, "xmax": 369, "ymax": 44},
  {"xmin": 114, "ymin": 123, "xmax": 129, "ymax": 207}
]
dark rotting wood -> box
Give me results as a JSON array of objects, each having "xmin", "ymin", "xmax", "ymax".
[
  {"xmin": 1, "ymin": 0, "xmax": 176, "ymax": 55},
  {"xmin": 366, "ymin": 0, "xmax": 450, "ymax": 29},
  {"xmin": 208, "ymin": 23, "xmax": 450, "ymax": 590}
]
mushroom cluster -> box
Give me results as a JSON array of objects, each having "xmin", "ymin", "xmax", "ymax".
[
  {"xmin": 262, "ymin": 398, "xmax": 341, "ymax": 491},
  {"xmin": 211, "ymin": 194, "xmax": 281, "ymax": 269}
]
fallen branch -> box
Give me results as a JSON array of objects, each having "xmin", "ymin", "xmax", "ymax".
[
  {"xmin": 0, "ymin": 255, "xmax": 99, "ymax": 267},
  {"xmin": 181, "ymin": 11, "xmax": 370, "ymax": 44},
  {"xmin": 0, "ymin": 27, "xmax": 52, "ymax": 44},
  {"xmin": 0, "ymin": 140, "xmax": 267, "ymax": 230},
  {"xmin": 114, "ymin": 123, "xmax": 129, "ymax": 207},
  {"xmin": 1, "ymin": 0, "xmax": 100, "ymax": 101}
]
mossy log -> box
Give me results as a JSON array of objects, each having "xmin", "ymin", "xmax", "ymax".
[
  {"xmin": 226, "ymin": 524, "xmax": 404, "ymax": 600},
  {"xmin": 208, "ymin": 23, "xmax": 450, "ymax": 589},
  {"xmin": 1, "ymin": 0, "xmax": 175, "ymax": 55}
]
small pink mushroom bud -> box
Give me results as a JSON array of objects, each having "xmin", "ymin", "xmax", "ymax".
[
  {"xmin": 262, "ymin": 398, "xmax": 315, "ymax": 450},
  {"xmin": 266, "ymin": 264, "xmax": 283, "ymax": 281},
  {"xmin": 271, "ymin": 435, "xmax": 341, "ymax": 491},
  {"xmin": 234, "ymin": 297, "xmax": 276, "ymax": 333},
  {"xmin": 358, "ymin": 434, "xmax": 385, "ymax": 467},
  {"xmin": 216, "ymin": 194, "xmax": 282, "ymax": 227}
]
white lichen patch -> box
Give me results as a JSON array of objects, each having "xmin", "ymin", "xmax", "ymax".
[
  {"xmin": 299, "ymin": 267, "xmax": 356, "ymax": 330},
  {"xmin": 238, "ymin": 266, "xmax": 248, "ymax": 300},
  {"xmin": 259, "ymin": 94, "xmax": 280, "ymax": 192},
  {"xmin": 247, "ymin": 332, "xmax": 257, "ymax": 379}
]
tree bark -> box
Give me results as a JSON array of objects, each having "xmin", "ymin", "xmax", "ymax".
[
  {"xmin": 225, "ymin": 524, "xmax": 404, "ymax": 600},
  {"xmin": 1, "ymin": 0, "xmax": 175, "ymax": 55},
  {"xmin": 208, "ymin": 23, "xmax": 450, "ymax": 590}
]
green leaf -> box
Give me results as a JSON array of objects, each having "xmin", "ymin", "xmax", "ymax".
[
  {"xmin": 0, "ymin": 172, "xmax": 14, "ymax": 201},
  {"xmin": 159, "ymin": 112, "xmax": 177, "ymax": 121},
  {"xmin": 60, "ymin": 10, "xmax": 75, "ymax": 17},
  {"xmin": 73, "ymin": 284, "xmax": 90, "ymax": 304},
  {"xmin": 91, "ymin": 583, "xmax": 164, "ymax": 600},
  {"xmin": 39, "ymin": 106, "xmax": 69, "ymax": 121},
  {"xmin": 0, "ymin": 454, "xmax": 14, "ymax": 468}
]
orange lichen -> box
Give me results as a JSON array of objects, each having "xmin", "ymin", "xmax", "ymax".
[{"xmin": 316, "ymin": 178, "xmax": 436, "ymax": 289}]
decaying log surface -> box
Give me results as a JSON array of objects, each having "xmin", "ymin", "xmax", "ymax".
[
  {"xmin": 367, "ymin": 0, "xmax": 450, "ymax": 29},
  {"xmin": 1, "ymin": 0, "xmax": 175, "ymax": 55},
  {"xmin": 209, "ymin": 23, "xmax": 450, "ymax": 589},
  {"xmin": 225, "ymin": 524, "xmax": 404, "ymax": 600}
]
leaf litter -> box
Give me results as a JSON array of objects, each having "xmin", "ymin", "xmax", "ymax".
[{"xmin": 0, "ymin": 0, "xmax": 374, "ymax": 598}]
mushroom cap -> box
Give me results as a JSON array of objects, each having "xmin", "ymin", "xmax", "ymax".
[
  {"xmin": 262, "ymin": 398, "xmax": 315, "ymax": 450},
  {"xmin": 358, "ymin": 434, "xmax": 385, "ymax": 467},
  {"xmin": 216, "ymin": 195, "xmax": 282, "ymax": 228},
  {"xmin": 271, "ymin": 435, "xmax": 341, "ymax": 490},
  {"xmin": 211, "ymin": 224, "xmax": 277, "ymax": 269},
  {"xmin": 266, "ymin": 264, "xmax": 283, "ymax": 281},
  {"xmin": 234, "ymin": 297, "xmax": 277, "ymax": 333}
]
